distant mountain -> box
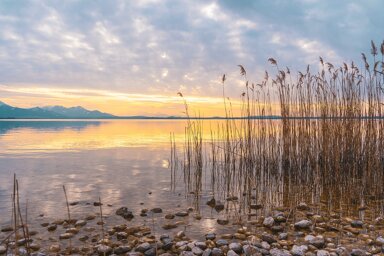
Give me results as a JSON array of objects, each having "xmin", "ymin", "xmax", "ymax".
[
  {"xmin": 0, "ymin": 101, "xmax": 115, "ymax": 119},
  {"xmin": 42, "ymin": 105, "xmax": 115, "ymax": 118}
]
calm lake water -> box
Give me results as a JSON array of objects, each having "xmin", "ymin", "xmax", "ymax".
[{"xmin": 0, "ymin": 119, "xmax": 229, "ymax": 239}]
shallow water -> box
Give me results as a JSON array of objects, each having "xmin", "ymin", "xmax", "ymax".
[{"xmin": 0, "ymin": 119, "xmax": 232, "ymax": 239}]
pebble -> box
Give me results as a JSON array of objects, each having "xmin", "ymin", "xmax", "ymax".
[
  {"xmin": 206, "ymin": 198, "xmax": 216, "ymax": 207},
  {"xmin": 279, "ymin": 233, "xmax": 288, "ymax": 240},
  {"xmin": 195, "ymin": 242, "xmax": 207, "ymax": 250},
  {"xmin": 162, "ymin": 239, "xmax": 173, "ymax": 250},
  {"xmin": 250, "ymin": 204, "xmax": 263, "ymax": 210},
  {"xmin": 116, "ymin": 207, "xmax": 134, "ymax": 219},
  {"xmin": 116, "ymin": 231, "xmax": 128, "ymax": 240},
  {"xmin": 79, "ymin": 235, "xmax": 89, "ymax": 242},
  {"xmin": 175, "ymin": 211, "xmax": 189, "ymax": 217},
  {"xmin": 202, "ymin": 248, "xmax": 212, "ymax": 256},
  {"xmin": 176, "ymin": 231, "xmax": 185, "ymax": 238},
  {"xmin": 214, "ymin": 201, "xmax": 225, "ymax": 212},
  {"xmin": 29, "ymin": 243, "xmax": 41, "ymax": 251},
  {"xmin": 270, "ymin": 248, "xmax": 291, "ymax": 256},
  {"xmin": 180, "ymin": 251, "xmax": 194, "ymax": 256},
  {"xmin": 227, "ymin": 250, "xmax": 239, "ymax": 256},
  {"xmin": 162, "ymin": 223, "xmax": 177, "ymax": 230},
  {"xmin": 49, "ymin": 244, "xmax": 61, "ymax": 252},
  {"xmin": 151, "ymin": 207, "xmax": 163, "ymax": 213},
  {"xmin": 136, "ymin": 242, "xmax": 151, "ymax": 252},
  {"xmin": 165, "ymin": 214, "xmax": 175, "ymax": 219},
  {"xmin": 192, "ymin": 246, "xmax": 204, "ymax": 255},
  {"xmin": 297, "ymin": 202, "xmax": 310, "ymax": 211},
  {"xmin": 263, "ymin": 217, "xmax": 275, "ymax": 227},
  {"xmin": 1, "ymin": 226, "xmax": 13, "ymax": 232},
  {"xmin": 47, "ymin": 224, "xmax": 57, "ymax": 231},
  {"xmin": 216, "ymin": 239, "xmax": 228, "ymax": 246},
  {"xmin": 291, "ymin": 245, "xmax": 308, "ymax": 256},
  {"xmin": 243, "ymin": 245, "xmax": 259, "ymax": 256},
  {"xmin": 261, "ymin": 241, "xmax": 270, "ymax": 250},
  {"xmin": 261, "ymin": 233, "xmax": 277, "ymax": 244},
  {"xmin": 114, "ymin": 245, "xmax": 131, "ymax": 254},
  {"xmin": 294, "ymin": 220, "xmax": 312, "ymax": 229},
  {"xmin": 75, "ymin": 219, "xmax": 87, "ymax": 227},
  {"xmin": 96, "ymin": 244, "xmax": 112, "ymax": 255},
  {"xmin": 376, "ymin": 236, "xmax": 384, "ymax": 245},
  {"xmin": 211, "ymin": 248, "xmax": 223, "ymax": 256},
  {"xmin": 59, "ymin": 232, "xmax": 74, "ymax": 239},
  {"xmin": 217, "ymin": 219, "xmax": 229, "ymax": 225},
  {"xmin": 310, "ymin": 236, "xmax": 325, "ymax": 249},
  {"xmin": 350, "ymin": 249, "xmax": 366, "ymax": 256},
  {"xmin": 0, "ymin": 246, "xmax": 6, "ymax": 254},
  {"xmin": 206, "ymin": 233, "xmax": 216, "ymax": 240},
  {"xmin": 144, "ymin": 247, "xmax": 156, "ymax": 256},
  {"xmin": 229, "ymin": 242, "xmax": 242, "ymax": 254},
  {"xmin": 316, "ymin": 250, "xmax": 330, "ymax": 256},
  {"xmin": 351, "ymin": 220, "xmax": 364, "ymax": 228}
]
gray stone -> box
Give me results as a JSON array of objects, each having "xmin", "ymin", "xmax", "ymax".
[
  {"xmin": 59, "ymin": 233, "xmax": 74, "ymax": 239},
  {"xmin": 351, "ymin": 220, "xmax": 363, "ymax": 228},
  {"xmin": 136, "ymin": 243, "xmax": 151, "ymax": 252},
  {"xmin": 176, "ymin": 241, "xmax": 188, "ymax": 247},
  {"xmin": 116, "ymin": 231, "xmax": 128, "ymax": 240},
  {"xmin": 270, "ymin": 248, "xmax": 291, "ymax": 256},
  {"xmin": 176, "ymin": 231, "xmax": 185, "ymax": 238},
  {"xmin": 376, "ymin": 236, "xmax": 384, "ymax": 245},
  {"xmin": 263, "ymin": 217, "xmax": 275, "ymax": 227},
  {"xmin": 229, "ymin": 242, "xmax": 243, "ymax": 254},
  {"xmin": 243, "ymin": 245, "xmax": 261, "ymax": 256},
  {"xmin": 202, "ymin": 249, "xmax": 211, "ymax": 256},
  {"xmin": 211, "ymin": 248, "xmax": 223, "ymax": 256},
  {"xmin": 127, "ymin": 253, "xmax": 144, "ymax": 256},
  {"xmin": 180, "ymin": 252, "xmax": 194, "ymax": 256},
  {"xmin": 192, "ymin": 246, "xmax": 204, "ymax": 256},
  {"xmin": 309, "ymin": 237, "xmax": 325, "ymax": 249},
  {"xmin": 175, "ymin": 211, "xmax": 189, "ymax": 217},
  {"xmin": 74, "ymin": 219, "xmax": 87, "ymax": 227},
  {"xmin": 116, "ymin": 207, "xmax": 134, "ymax": 219},
  {"xmin": 114, "ymin": 246, "xmax": 131, "ymax": 255},
  {"xmin": 297, "ymin": 202, "xmax": 310, "ymax": 211},
  {"xmin": 227, "ymin": 250, "xmax": 239, "ymax": 256},
  {"xmin": 261, "ymin": 241, "xmax": 270, "ymax": 250},
  {"xmin": 294, "ymin": 220, "xmax": 312, "ymax": 229},
  {"xmin": 96, "ymin": 244, "xmax": 113, "ymax": 255},
  {"xmin": 261, "ymin": 233, "xmax": 277, "ymax": 244},
  {"xmin": 291, "ymin": 245, "xmax": 308, "ymax": 256},
  {"xmin": 279, "ymin": 233, "xmax": 288, "ymax": 240},
  {"xmin": 144, "ymin": 247, "xmax": 156, "ymax": 256},
  {"xmin": 214, "ymin": 201, "xmax": 225, "ymax": 212},
  {"xmin": 216, "ymin": 239, "xmax": 228, "ymax": 247},
  {"xmin": 217, "ymin": 219, "xmax": 229, "ymax": 225},
  {"xmin": 316, "ymin": 250, "xmax": 330, "ymax": 256},
  {"xmin": 206, "ymin": 233, "xmax": 216, "ymax": 240},
  {"xmin": 162, "ymin": 239, "xmax": 173, "ymax": 250},
  {"xmin": 350, "ymin": 249, "xmax": 366, "ymax": 256},
  {"xmin": 195, "ymin": 242, "xmax": 207, "ymax": 250},
  {"xmin": 151, "ymin": 208, "xmax": 163, "ymax": 213}
]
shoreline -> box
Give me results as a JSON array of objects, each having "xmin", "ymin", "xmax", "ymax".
[{"xmin": 1, "ymin": 202, "xmax": 384, "ymax": 256}]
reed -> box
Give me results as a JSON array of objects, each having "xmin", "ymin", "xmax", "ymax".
[{"xmin": 173, "ymin": 41, "xmax": 384, "ymax": 220}]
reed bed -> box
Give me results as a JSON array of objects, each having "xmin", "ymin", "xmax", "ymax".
[{"xmin": 173, "ymin": 41, "xmax": 384, "ymax": 220}]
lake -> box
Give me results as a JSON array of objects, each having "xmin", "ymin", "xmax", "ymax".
[{"xmin": 0, "ymin": 119, "xmax": 233, "ymax": 240}]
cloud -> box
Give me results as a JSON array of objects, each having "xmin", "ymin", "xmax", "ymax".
[{"xmin": 0, "ymin": 0, "xmax": 383, "ymax": 115}]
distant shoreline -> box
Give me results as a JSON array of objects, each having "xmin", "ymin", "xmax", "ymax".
[{"xmin": 1, "ymin": 116, "xmax": 384, "ymax": 120}]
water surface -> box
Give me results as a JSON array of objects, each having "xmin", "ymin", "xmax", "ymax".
[{"xmin": 0, "ymin": 119, "xmax": 230, "ymax": 239}]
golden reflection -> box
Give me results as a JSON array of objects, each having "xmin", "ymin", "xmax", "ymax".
[{"xmin": 0, "ymin": 119, "xmax": 285, "ymax": 155}]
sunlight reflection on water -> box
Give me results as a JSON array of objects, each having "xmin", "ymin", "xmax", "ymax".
[{"xmin": 0, "ymin": 119, "xmax": 232, "ymax": 238}]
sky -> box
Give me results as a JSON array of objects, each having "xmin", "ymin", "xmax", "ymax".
[{"xmin": 0, "ymin": 0, "xmax": 383, "ymax": 116}]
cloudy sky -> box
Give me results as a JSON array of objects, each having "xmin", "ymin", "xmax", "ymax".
[{"xmin": 0, "ymin": 0, "xmax": 383, "ymax": 116}]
